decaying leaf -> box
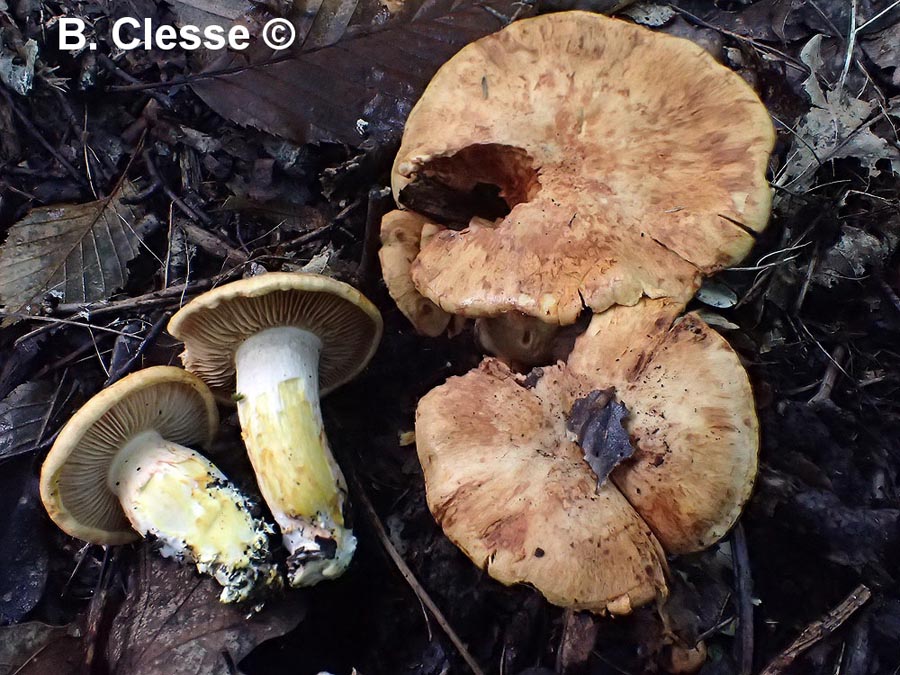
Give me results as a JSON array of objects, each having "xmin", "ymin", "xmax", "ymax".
[
  {"xmin": 812, "ymin": 226, "xmax": 892, "ymax": 289},
  {"xmin": 0, "ymin": 622, "xmax": 75, "ymax": 675},
  {"xmin": 566, "ymin": 389, "xmax": 635, "ymax": 490},
  {"xmin": 190, "ymin": 0, "xmax": 529, "ymax": 145},
  {"xmin": 777, "ymin": 34, "xmax": 900, "ymax": 193},
  {"xmin": 0, "ymin": 467, "xmax": 48, "ymax": 624},
  {"xmin": 107, "ymin": 546, "xmax": 305, "ymax": 675},
  {"xmin": 0, "ymin": 181, "xmax": 150, "ymax": 322},
  {"xmin": 0, "ymin": 32, "xmax": 37, "ymax": 95},
  {"xmin": 0, "ymin": 381, "xmax": 65, "ymax": 461}
]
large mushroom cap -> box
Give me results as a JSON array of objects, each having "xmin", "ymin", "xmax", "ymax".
[
  {"xmin": 393, "ymin": 11, "xmax": 775, "ymax": 324},
  {"xmin": 168, "ymin": 273, "xmax": 383, "ymax": 400},
  {"xmin": 568, "ymin": 299, "xmax": 759, "ymax": 553},
  {"xmin": 416, "ymin": 359, "xmax": 669, "ymax": 614},
  {"xmin": 40, "ymin": 367, "xmax": 218, "ymax": 545},
  {"xmin": 415, "ymin": 300, "xmax": 758, "ymax": 610}
]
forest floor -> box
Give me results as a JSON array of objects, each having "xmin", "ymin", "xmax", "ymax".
[{"xmin": 0, "ymin": 0, "xmax": 899, "ymax": 674}]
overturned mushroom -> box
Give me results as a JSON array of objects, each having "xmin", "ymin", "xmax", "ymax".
[
  {"xmin": 40, "ymin": 366, "xmax": 279, "ymax": 603},
  {"xmin": 415, "ymin": 299, "xmax": 758, "ymax": 612},
  {"xmin": 168, "ymin": 273, "xmax": 382, "ymax": 586},
  {"xmin": 389, "ymin": 11, "xmax": 775, "ymax": 327}
]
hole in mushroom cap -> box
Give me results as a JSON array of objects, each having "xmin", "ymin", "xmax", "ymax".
[{"xmin": 398, "ymin": 143, "xmax": 540, "ymax": 228}]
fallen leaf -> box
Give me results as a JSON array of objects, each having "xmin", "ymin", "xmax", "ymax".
[
  {"xmin": 812, "ymin": 226, "xmax": 891, "ymax": 289},
  {"xmin": 0, "ymin": 466, "xmax": 48, "ymax": 624},
  {"xmin": 619, "ymin": 2, "xmax": 675, "ymax": 28},
  {"xmin": 776, "ymin": 34, "xmax": 900, "ymax": 193},
  {"xmin": 696, "ymin": 279, "xmax": 738, "ymax": 309},
  {"xmin": 0, "ymin": 181, "xmax": 151, "ymax": 322},
  {"xmin": 566, "ymin": 389, "xmax": 635, "ymax": 490},
  {"xmin": 0, "ymin": 621, "xmax": 79, "ymax": 675},
  {"xmin": 861, "ymin": 20, "xmax": 900, "ymax": 86},
  {"xmin": 0, "ymin": 622, "xmax": 74, "ymax": 675},
  {"xmin": 190, "ymin": 0, "xmax": 528, "ymax": 145},
  {"xmin": 0, "ymin": 381, "xmax": 67, "ymax": 461},
  {"xmin": 107, "ymin": 546, "xmax": 306, "ymax": 675}
]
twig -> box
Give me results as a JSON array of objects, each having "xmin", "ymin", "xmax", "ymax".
[
  {"xmin": 356, "ymin": 186, "xmax": 393, "ymax": 291},
  {"xmin": 809, "ymin": 345, "xmax": 847, "ymax": 406},
  {"xmin": 667, "ymin": 4, "xmax": 810, "ymax": 75},
  {"xmin": 53, "ymin": 277, "xmax": 222, "ymax": 316},
  {"xmin": 98, "ymin": 53, "xmax": 174, "ymax": 108},
  {"xmin": 879, "ymin": 278, "xmax": 900, "ymax": 315},
  {"xmin": 837, "ymin": 0, "xmax": 858, "ymax": 97},
  {"xmin": 760, "ymin": 585, "xmax": 872, "ymax": 675},
  {"xmin": 347, "ymin": 470, "xmax": 486, "ymax": 675},
  {"xmin": 4, "ymin": 313, "xmax": 150, "ymax": 345},
  {"xmin": 854, "ymin": 0, "xmax": 900, "ymax": 33},
  {"xmin": 104, "ymin": 312, "xmax": 171, "ymax": 386},
  {"xmin": 142, "ymin": 150, "xmax": 213, "ymax": 225},
  {"xmin": 106, "ymin": 53, "xmax": 295, "ymax": 93},
  {"xmin": 179, "ymin": 220, "xmax": 248, "ymax": 265},
  {"xmin": 0, "ymin": 86, "xmax": 87, "ymax": 186},
  {"xmin": 732, "ymin": 524, "xmax": 754, "ymax": 675}
]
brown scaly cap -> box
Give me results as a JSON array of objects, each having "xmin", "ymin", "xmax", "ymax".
[
  {"xmin": 568, "ymin": 299, "xmax": 759, "ymax": 553},
  {"xmin": 392, "ymin": 11, "xmax": 775, "ymax": 325},
  {"xmin": 379, "ymin": 210, "xmax": 451, "ymax": 337},
  {"xmin": 168, "ymin": 273, "xmax": 383, "ymax": 401},
  {"xmin": 415, "ymin": 300, "xmax": 758, "ymax": 611},
  {"xmin": 416, "ymin": 359, "xmax": 669, "ymax": 615},
  {"xmin": 40, "ymin": 367, "xmax": 218, "ymax": 545}
]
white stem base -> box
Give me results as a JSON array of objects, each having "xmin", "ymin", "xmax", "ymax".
[
  {"xmin": 236, "ymin": 326, "xmax": 356, "ymax": 587},
  {"xmin": 111, "ymin": 430, "xmax": 279, "ymax": 602}
]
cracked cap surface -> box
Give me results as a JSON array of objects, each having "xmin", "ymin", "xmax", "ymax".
[
  {"xmin": 392, "ymin": 11, "xmax": 775, "ymax": 324},
  {"xmin": 415, "ymin": 300, "xmax": 758, "ymax": 612},
  {"xmin": 40, "ymin": 366, "xmax": 218, "ymax": 545}
]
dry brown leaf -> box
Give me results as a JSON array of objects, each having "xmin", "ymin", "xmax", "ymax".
[
  {"xmin": 190, "ymin": 0, "xmax": 529, "ymax": 145},
  {"xmin": 0, "ymin": 182, "xmax": 150, "ymax": 321},
  {"xmin": 107, "ymin": 546, "xmax": 305, "ymax": 675},
  {"xmin": 776, "ymin": 34, "xmax": 900, "ymax": 193}
]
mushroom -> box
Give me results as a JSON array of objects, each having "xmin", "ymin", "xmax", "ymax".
[
  {"xmin": 387, "ymin": 11, "xmax": 774, "ymax": 328},
  {"xmin": 415, "ymin": 299, "xmax": 757, "ymax": 613},
  {"xmin": 40, "ymin": 366, "xmax": 279, "ymax": 603},
  {"xmin": 167, "ymin": 272, "xmax": 383, "ymax": 586},
  {"xmin": 379, "ymin": 210, "xmax": 451, "ymax": 337}
]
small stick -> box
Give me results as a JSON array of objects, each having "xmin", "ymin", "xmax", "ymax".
[
  {"xmin": 104, "ymin": 312, "xmax": 171, "ymax": 386},
  {"xmin": 356, "ymin": 186, "xmax": 393, "ymax": 291},
  {"xmin": 142, "ymin": 150, "xmax": 213, "ymax": 226},
  {"xmin": 760, "ymin": 585, "xmax": 871, "ymax": 675},
  {"xmin": 53, "ymin": 277, "xmax": 222, "ymax": 316},
  {"xmin": 347, "ymin": 470, "xmax": 486, "ymax": 675},
  {"xmin": 809, "ymin": 345, "xmax": 847, "ymax": 406},
  {"xmin": 732, "ymin": 524, "xmax": 754, "ymax": 675},
  {"xmin": 0, "ymin": 86, "xmax": 87, "ymax": 186},
  {"xmin": 179, "ymin": 220, "xmax": 248, "ymax": 265}
]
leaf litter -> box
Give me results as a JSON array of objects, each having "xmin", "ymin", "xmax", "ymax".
[{"xmin": 0, "ymin": 0, "xmax": 900, "ymax": 673}]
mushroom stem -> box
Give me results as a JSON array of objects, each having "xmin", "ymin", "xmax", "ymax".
[
  {"xmin": 109, "ymin": 429, "xmax": 278, "ymax": 603},
  {"xmin": 234, "ymin": 326, "xmax": 355, "ymax": 587}
]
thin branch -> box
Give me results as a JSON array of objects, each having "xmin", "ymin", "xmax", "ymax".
[
  {"xmin": 760, "ymin": 585, "xmax": 871, "ymax": 675},
  {"xmin": 347, "ymin": 470, "xmax": 486, "ymax": 675}
]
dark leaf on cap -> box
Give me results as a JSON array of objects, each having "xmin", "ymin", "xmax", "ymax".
[{"xmin": 567, "ymin": 389, "xmax": 635, "ymax": 490}]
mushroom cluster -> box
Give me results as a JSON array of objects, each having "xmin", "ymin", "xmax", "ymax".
[
  {"xmin": 41, "ymin": 273, "xmax": 382, "ymax": 600},
  {"xmin": 381, "ymin": 10, "xmax": 772, "ymax": 618}
]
